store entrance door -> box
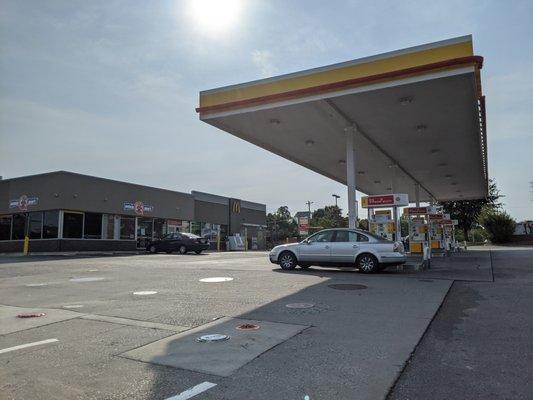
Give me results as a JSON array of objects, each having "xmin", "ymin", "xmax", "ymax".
[{"xmin": 136, "ymin": 218, "xmax": 153, "ymax": 249}]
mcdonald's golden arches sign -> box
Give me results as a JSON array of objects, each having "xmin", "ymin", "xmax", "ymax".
[{"xmin": 231, "ymin": 199, "xmax": 241, "ymax": 213}]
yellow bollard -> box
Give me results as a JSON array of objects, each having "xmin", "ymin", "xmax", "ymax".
[
  {"xmin": 217, "ymin": 231, "xmax": 221, "ymax": 252},
  {"xmin": 23, "ymin": 236, "xmax": 29, "ymax": 256}
]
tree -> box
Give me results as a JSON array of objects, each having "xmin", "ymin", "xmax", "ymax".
[
  {"xmin": 266, "ymin": 206, "xmax": 298, "ymax": 244},
  {"xmin": 480, "ymin": 211, "xmax": 516, "ymax": 243},
  {"xmin": 439, "ymin": 179, "xmax": 503, "ymax": 240},
  {"xmin": 310, "ymin": 205, "xmax": 348, "ymax": 229}
]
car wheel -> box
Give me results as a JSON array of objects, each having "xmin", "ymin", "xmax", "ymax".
[
  {"xmin": 195, "ymin": 250, "xmax": 202, "ymax": 255},
  {"xmin": 149, "ymin": 245, "xmax": 157, "ymax": 254},
  {"xmin": 178, "ymin": 245, "xmax": 187, "ymax": 255},
  {"xmin": 357, "ymin": 254, "xmax": 379, "ymax": 273},
  {"xmin": 166, "ymin": 250, "xmax": 172, "ymax": 254},
  {"xmin": 279, "ymin": 251, "xmax": 297, "ymax": 270}
]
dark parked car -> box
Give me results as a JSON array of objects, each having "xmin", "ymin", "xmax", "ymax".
[{"xmin": 146, "ymin": 232, "xmax": 209, "ymax": 254}]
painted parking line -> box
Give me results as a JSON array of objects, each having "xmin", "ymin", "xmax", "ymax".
[
  {"xmin": 165, "ymin": 382, "xmax": 217, "ymax": 400},
  {"xmin": 0, "ymin": 338, "xmax": 59, "ymax": 355}
]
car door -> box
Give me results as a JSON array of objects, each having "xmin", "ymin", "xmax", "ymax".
[
  {"xmin": 298, "ymin": 230, "xmax": 334, "ymax": 263},
  {"xmin": 172, "ymin": 233, "xmax": 185, "ymax": 250},
  {"xmin": 329, "ymin": 230, "xmax": 359, "ymax": 264}
]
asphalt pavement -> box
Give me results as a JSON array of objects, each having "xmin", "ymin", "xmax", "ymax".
[{"xmin": 0, "ymin": 247, "xmax": 531, "ymax": 400}]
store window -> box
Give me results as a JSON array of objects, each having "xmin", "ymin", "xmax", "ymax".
[
  {"xmin": 28, "ymin": 212, "xmax": 43, "ymax": 239},
  {"xmin": 0, "ymin": 216, "xmax": 11, "ymax": 240},
  {"xmin": 153, "ymin": 219, "xmax": 167, "ymax": 239},
  {"xmin": 12, "ymin": 213, "xmax": 27, "ymax": 240},
  {"xmin": 84, "ymin": 213, "xmax": 102, "ymax": 239},
  {"xmin": 63, "ymin": 212, "xmax": 83, "ymax": 239},
  {"xmin": 191, "ymin": 221, "xmax": 201, "ymax": 236},
  {"xmin": 43, "ymin": 211, "xmax": 59, "ymax": 239},
  {"xmin": 102, "ymin": 214, "xmax": 115, "ymax": 239},
  {"xmin": 120, "ymin": 217, "xmax": 135, "ymax": 240}
]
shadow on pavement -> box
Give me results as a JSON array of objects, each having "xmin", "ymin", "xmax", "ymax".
[{"xmin": 144, "ymin": 262, "xmax": 454, "ymax": 400}]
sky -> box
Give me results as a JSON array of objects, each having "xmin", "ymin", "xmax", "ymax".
[{"xmin": 0, "ymin": 0, "xmax": 532, "ymax": 220}]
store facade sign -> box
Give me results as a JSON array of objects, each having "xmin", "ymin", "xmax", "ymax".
[
  {"xmin": 361, "ymin": 193, "xmax": 409, "ymax": 208},
  {"xmin": 428, "ymin": 213, "xmax": 443, "ymax": 221},
  {"xmin": 231, "ymin": 199, "xmax": 241, "ymax": 213},
  {"xmin": 9, "ymin": 195, "xmax": 39, "ymax": 211},
  {"xmin": 123, "ymin": 201, "xmax": 154, "ymax": 215}
]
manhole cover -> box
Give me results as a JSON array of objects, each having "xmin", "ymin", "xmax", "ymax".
[
  {"xmin": 197, "ymin": 334, "xmax": 230, "ymax": 342},
  {"xmin": 328, "ymin": 284, "xmax": 368, "ymax": 290},
  {"xmin": 199, "ymin": 277, "xmax": 233, "ymax": 283},
  {"xmin": 17, "ymin": 312, "xmax": 46, "ymax": 318},
  {"xmin": 236, "ymin": 323, "xmax": 260, "ymax": 331},
  {"xmin": 285, "ymin": 302, "xmax": 314, "ymax": 309},
  {"xmin": 62, "ymin": 305, "xmax": 84, "ymax": 309},
  {"xmin": 70, "ymin": 277, "xmax": 105, "ymax": 283},
  {"xmin": 418, "ymin": 279, "xmax": 434, "ymax": 282},
  {"xmin": 133, "ymin": 291, "xmax": 158, "ymax": 295}
]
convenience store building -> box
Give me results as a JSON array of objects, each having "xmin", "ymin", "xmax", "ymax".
[{"xmin": 0, "ymin": 171, "xmax": 266, "ymax": 252}]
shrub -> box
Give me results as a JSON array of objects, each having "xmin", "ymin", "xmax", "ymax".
[{"xmin": 480, "ymin": 211, "xmax": 516, "ymax": 244}]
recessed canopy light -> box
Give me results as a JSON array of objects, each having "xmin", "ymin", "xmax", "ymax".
[
  {"xmin": 305, "ymin": 140, "xmax": 315, "ymax": 147},
  {"xmin": 386, "ymin": 187, "xmax": 392, "ymax": 190},
  {"xmin": 445, "ymin": 174, "xmax": 453, "ymax": 178},
  {"xmin": 451, "ymin": 182, "xmax": 458, "ymax": 186},
  {"xmin": 416, "ymin": 124, "xmax": 427, "ymax": 132},
  {"xmin": 338, "ymin": 159, "xmax": 346, "ymax": 165},
  {"xmin": 374, "ymin": 180, "xmax": 381, "ymax": 184},
  {"xmin": 269, "ymin": 118, "xmax": 280, "ymax": 125},
  {"xmin": 455, "ymin": 189, "xmax": 461, "ymax": 193},
  {"xmin": 430, "ymin": 149, "xmax": 440, "ymax": 154},
  {"xmin": 438, "ymin": 162, "xmax": 447, "ymax": 167},
  {"xmin": 357, "ymin": 170, "xmax": 365, "ymax": 175},
  {"xmin": 399, "ymin": 96, "xmax": 414, "ymax": 105}
]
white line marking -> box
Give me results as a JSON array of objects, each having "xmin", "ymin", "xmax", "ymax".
[
  {"xmin": 0, "ymin": 338, "xmax": 59, "ymax": 355},
  {"xmin": 165, "ymin": 382, "xmax": 217, "ymax": 400}
]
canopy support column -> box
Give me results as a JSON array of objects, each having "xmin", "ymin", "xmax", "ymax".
[
  {"xmin": 415, "ymin": 183, "xmax": 420, "ymax": 207},
  {"xmin": 346, "ymin": 125, "xmax": 357, "ymax": 229}
]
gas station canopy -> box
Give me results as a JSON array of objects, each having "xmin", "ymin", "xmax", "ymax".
[{"xmin": 196, "ymin": 35, "xmax": 487, "ymax": 204}]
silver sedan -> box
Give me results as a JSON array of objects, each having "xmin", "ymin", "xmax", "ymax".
[{"xmin": 269, "ymin": 228, "xmax": 406, "ymax": 273}]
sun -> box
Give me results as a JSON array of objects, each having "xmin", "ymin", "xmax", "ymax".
[{"xmin": 188, "ymin": 0, "xmax": 242, "ymax": 33}]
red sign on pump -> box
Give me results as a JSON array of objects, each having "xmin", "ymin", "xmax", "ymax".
[{"xmin": 404, "ymin": 207, "xmax": 428, "ymax": 215}]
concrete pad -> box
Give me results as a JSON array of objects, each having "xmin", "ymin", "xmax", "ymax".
[
  {"xmin": 80, "ymin": 314, "xmax": 189, "ymax": 332},
  {"xmin": 0, "ymin": 305, "xmax": 83, "ymax": 335},
  {"xmin": 120, "ymin": 317, "xmax": 308, "ymax": 377}
]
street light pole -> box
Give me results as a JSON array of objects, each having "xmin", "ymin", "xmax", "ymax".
[
  {"xmin": 332, "ymin": 194, "xmax": 340, "ymax": 207},
  {"xmin": 306, "ymin": 200, "xmax": 313, "ymax": 218}
]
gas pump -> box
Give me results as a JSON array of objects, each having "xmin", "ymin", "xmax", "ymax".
[
  {"xmin": 427, "ymin": 207, "xmax": 445, "ymax": 251},
  {"xmin": 403, "ymin": 207, "xmax": 429, "ymax": 253},
  {"xmin": 369, "ymin": 210, "xmax": 395, "ymax": 241},
  {"xmin": 361, "ymin": 194, "xmax": 409, "ymax": 241}
]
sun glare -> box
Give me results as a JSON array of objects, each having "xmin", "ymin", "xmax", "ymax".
[{"xmin": 188, "ymin": 0, "xmax": 242, "ymax": 33}]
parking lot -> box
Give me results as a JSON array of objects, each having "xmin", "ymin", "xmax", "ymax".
[{"xmin": 1, "ymin": 248, "xmax": 532, "ymax": 400}]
